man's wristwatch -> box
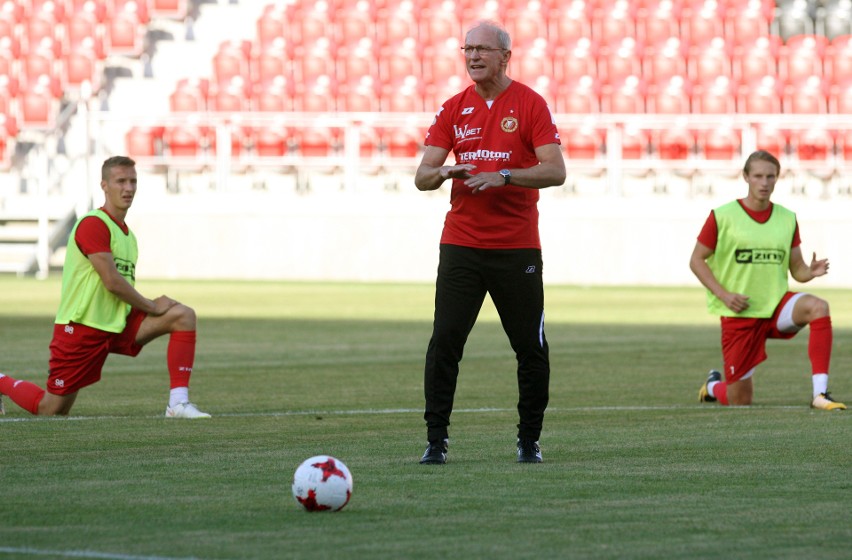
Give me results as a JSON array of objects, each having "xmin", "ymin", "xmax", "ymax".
[{"xmin": 499, "ymin": 169, "xmax": 511, "ymax": 185}]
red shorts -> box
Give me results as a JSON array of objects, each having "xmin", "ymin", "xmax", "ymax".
[
  {"xmin": 720, "ymin": 292, "xmax": 799, "ymax": 383},
  {"xmin": 47, "ymin": 308, "xmax": 147, "ymax": 395}
]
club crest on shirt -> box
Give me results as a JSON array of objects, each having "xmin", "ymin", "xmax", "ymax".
[{"xmin": 501, "ymin": 116, "xmax": 518, "ymax": 133}]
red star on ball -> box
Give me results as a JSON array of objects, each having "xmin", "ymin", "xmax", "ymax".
[{"xmin": 312, "ymin": 458, "xmax": 347, "ymax": 482}]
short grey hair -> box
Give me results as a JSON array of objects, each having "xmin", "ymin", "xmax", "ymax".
[{"xmin": 466, "ymin": 21, "xmax": 512, "ymax": 51}]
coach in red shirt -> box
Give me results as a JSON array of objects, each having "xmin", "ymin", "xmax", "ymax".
[{"xmin": 415, "ymin": 21, "xmax": 566, "ymax": 465}]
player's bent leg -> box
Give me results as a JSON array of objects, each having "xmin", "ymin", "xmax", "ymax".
[
  {"xmin": 135, "ymin": 303, "xmax": 197, "ymax": 345},
  {"xmin": 38, "ymin": 392, "xmax": 79, "ymax": 415},
  {"xmin": 726, "ymin": 378, "xmax": 753, "ymax": 405},
  {"xmin": 791, "ymin": 294, "xmax": 830, "ymax": 326}
]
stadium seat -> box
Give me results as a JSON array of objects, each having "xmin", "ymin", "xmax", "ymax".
[
  {"xmin": 655, "ymin": 127, "xmax": 695, "ymax": 160},
  {"xmin": 688, "ymin": 37, "xmax": 733, "ymax": 84},
  {"xmin": 564, "ymin": 125, "xmax": 602, "ymax": 159},
  {"xmin": 110, "ymin": 0, "xmax": 149, "ymax": 25},
  {"xmin": 125, "ymin": 125, "xmax": 162, "ymax": 157},
  {"xmin": 294, "ymin": 126, "xmax": 340, "ymax": 158},
  {"xmin": 381, "ymin": 75, "xmax": 425, "ymax": 113},
  {"xmin": 212, "ymin": 40, "xmax": 252, "ymax": 87},
  {"xmin": 64, "ymin": 43, "xmax": 101, "ymax": 91},
  {"xmin": 698, "ymin": 126, "xmax": 741, "ymax": 160},
  {"xmin": 505, "ymin": 6, "xmax": 548, "ymax": 48},
  {"xmin": 67, "ymin": 5, "xmax": 105, "ymax": 57},
  {"xmin": 424, "ymin": 75, "xmax": 465, "ymax": 112},
  {"xmin": 163, "ymin": 124, "xmax": 205, "ymax": 157},
  {"xmin": 256, "ymin": 2, "xmax": 287, "ymax": 48},
  {"xmin": 251, "ymin": 122, "xmax": 289, "ymax": 157},
  {"xmin": 636, "ymin": 0, "xmax": 682, "ymax": 47},
  {"xmin": 648, "ymin": 75, "xmax": 692, "ymax": 114},
  {"xmin": 169, "ymin": 77, "xmax": 209, "ymax": 112},
  {"xmin": 775, "ymin": 0, "xmax": 816, "ymax": 41},
  {"xmin": 642, "ymin": 37, "xmax": 688, "ymax": 85},
  {"xmin": 150, "ymin": 0, "xmax": 186, "ymax": 20},
  {"xmin": 105, "ymin": 5, "xmax": 143, "ymax": 56},
  {"xmin": 597, "ymin": 37, "xmax": 643, "ymax": 85},
  {"xmin": 821, "ymin": 0, "xmax": 852, "ymax": 40},
  {"xmin": 337, "ymin": 75, "xmax": 381, "ymax": 112},
  {"xmin": 379, "ymin": 37, "xmax": 421, "ymax": 83},
  {"xmin": 692, "ymin": 75, "xmax": 738, "ymax": 113},
  {"xmin": 547, "ymin": 2, "xmax": 592, "ymax": 40},
  {"xmin": 681, "ymin": 0, "xmax": 726, "ymax": 47},
  {"xmin": 375, "ymin": 1, "xmax": 418, "ymax": 47},
  {"xmin": 511, "ymin": 41, "xmax": 555, "ymax": 84},
  {"xmin": 829, "ymin": 78, "xmax": 852, "ymax": 113},
  {"xmin": 292, "ymin": 37, "xmax": 337, "ymax": 83},
  {"xmin": 733, "ymin": 35, "xmax": 781, "ymax": 82},
  {"xmin": 552, "ymin": 37, "xmax": 598, "ymax": 82},
  {"xmin": 72, "ymin": 0, "xmax": 107, "ymax": 22},
  {"xmin": 738, "ymin": 75, "xmax": 784, "ymax": 113},
  {"xmin": 790, "ymin": 127, "xmax": 834, "ymax": 166},
  {"xmin": 382, "ymin": 127, "xmax": 421, "ymax": 159},
  {"xmin": 251, "ymin": 38, "xmax": 291, "ymax": 88},
  {"xmin": 781, "ymin": 34, "xmax": 828, "ymax": 84},
  {"xmin": 556, "ymin": 75, "xmax": 601, "ymax": 113},
  {"xmin": 591, "ymin": 1, "xmax": 638, "ymax": 50},
  {"xmin": 422, "ymin": 37, "xmax": 465, "ymax": 85},
  {"xmin": 419, "ymin": 3, "xmax": 461, "ymax": 44},
  {"xmin": 25, "ymin": 3, "xmax": 63, "ymax": 53},
  {"xmin": 253, "ymin": 76, "xmax": 293, "ymax": 112},
  {"xmin": 726, "ymin": 0, "xmax": 774, "ymax": 45},
  {"xmin": 754, "ymin": 124, "xmax": 787, "ymax": 157},
  {"xmin": 620, "ymin": 125, "xmax": 650, "ymax": 159},
  {"xmin": 827, "ymin": 34, "xmax": 852, "ymax": 83},
  {"xmin": 784, "ymin": 74, "xmax": 829, "ymax": 113},
  {"xmin": 209, "ymin": 76, "xmax": 251, "ymax": 113},
  {"xmin": 336, "ymin": 1, "xmax": 376, "ymax": 44},
  {"xmin": 19, "ymin": 80, "xmax": 57, "ymax": 128},
  {"xmin": 337, "ymin": 37, "xmax": 379, "ymax": 83},
  {"xmin": 601, "ymin": 74, "xmax": 646, "ymax": 113},
  {"xmin": 293, "ymin": 75, "xmax": 337, "ymax": 112}
]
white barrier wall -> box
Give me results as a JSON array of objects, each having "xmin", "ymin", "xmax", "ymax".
[{"xmin": 128, "ymin": 184, "xmax": 852, "ymax": 288}]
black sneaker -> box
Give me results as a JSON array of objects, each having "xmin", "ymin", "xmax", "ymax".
[
  {"xmin": 517, "ymin": 438, "xmax": 542, "ymax": 463},
  {"xmin": 420, "ymin": 438, "xmax": 448, "ymax": 464},
  {"xmin": 699, "ymin": 369, "xmax": 722, "ymax": 403}
]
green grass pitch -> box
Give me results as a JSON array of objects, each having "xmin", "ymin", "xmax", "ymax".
[{"xmin": 0, "ymin": 277, "xmax": 849, "ymax": 559}]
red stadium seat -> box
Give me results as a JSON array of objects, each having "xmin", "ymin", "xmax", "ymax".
[
  {"xmin": 642, "ymin": 37, "xmax": 688, "ymax": 85},
  {"xmin": 375, "ymin": 2, "xmax": 418, "ymax": 47},
  {"xmin": 151, "ymin": 0, "xmax": 186, "ymax": 19},
  {"xmin": 111, "ymin": 0, "xmax": 149, "ymax": 25},
  {"xmin": 597, "ymin": 37, "xmax": 643, "ymax": 85},
  {"xmin": 754, "ymin": 125, "xmax": 787, "ymax": 157},
  {"xmin": 20, "ymin": 81, "xmax": 58, "ymax": 128},
  {"xmin": 829, "ymin": 78, "xmax": 852, "ymax": 113},
  {"xmin": 564, "ymin": 125, "xmax": 602, "ymax": 159},
  {"xmin": 71, "ymin": 0, "xmax": 108, "ymax": 22},
  {"xmin": 252, "ymin": 123, "xmax": 289, "ymax": 157},
  {"xmin": 25, "ymin": 4, "xmax": 62, "ymax": 53},
  {"xmin": 292, "ymin": 37, "xmax": 336, "ymax": 83},
  {"xmin": 337, "ymin": 37, "xmax": 379, "ymax": 83},
  {"xmin": 827, "ymin": 34, "xmax": 852, "ymax": 84},
  {"xmin": 688, "ymin": 37, "xmax": 733, "ymax": 84},
  {"xmin": 648, "ymin": 75, "xmax": 692, "ymax": 114},
  {"xmin": 422, "ymin": 37, "xmax": 465, "ymax": 85},
  {"xmin": 511, "ymin": 41, "xmax": 555, "ymax": 84},
  {"xmin": 256, "ymin": 3, "xmax": 287, "ymax": 48},
  {"xmin": 784, "ymin": 74, "xmax": 829, "ymax": 113},
  {"xmin": 601, "ymin": 74, "xmax": 646, "ymax": 113},
  {"xmin": 288, "ymin": 1, "xmax": 333, "ymax": 45},
  {"xmin": 252, "ymin": 39, "xmax": 292, "ymax": 88},
  {"xmin": 424, "ymin": 75, "xmax": 465, "ymax": 113},
  {"xmin": 293, "ymin": 75, "xmax": 337, "ymax": 112},
  {"xmin": 253, "ymin": 76, "xmax": 293, "ymax": 112},
  {"xmin": 382, "ymin": 75, "xmax": 425, "ymax": 113},
  {"xmin": 169, "ymin": 77, "xmax": 209, "ymax": 112},
  {"xmin": 725, "ymin": 0, "xmax": 774, "ymax": 45},
  {"xmin": 212, "ymin": 40, "xmax": 251, "ymax": 86},
  {"xmin": 295, "ymin": 127, "xmax": 340, "ymax": 157},
  {"xmin": 337, "ymin": 75, "xmax": 381, "ymax": 112},
  {"xmin": 547, "ymin": 4, "xmax": 592, "ymax": 41},
  {"xmin": 655, "ymin": 127, "xmax": 694, "ymax": 160},
  {"xmin": 699, "ymin": 126, "xmax": 741, "ymax": 160},
  {"xmin": 505, "ymin": 7, "xmax": 547, "ymax": 48},
  {"xmin": 733, "ymin": 35, "xmax": 780, "ymax": 82},
  {"xmin": 105, "ymin": 6, "xmax": 142, "ymax": 56},
  {"xmin": 64, "ymin": 43, "xmax": 101, "ymax": 90},
  {"xmin": 553, "ymin": 37, "xmax": 598, "ymax": 82},
  {"xmin": 681, "ymin": 0, "xmax": 726, "ymax": 47},
  {"xmin": 209, "ymin": 77, "xmax": 251, "ymax": 112},
  {"xmin": 781, "ymin": 34, "xmax": 828, "ymax": 85},
  {"xmin": 419, "ymin": 3, "xmax": 461, "ymax": 44},
  {"xmin": 382, "ymin": 127, "xmax": 422, "ymax": 158},
  {"xmin": 791, "ymin": 127, "xmax": 834, "ymax": 162},
  {"xmin": 67, "ymin": 5, "xmax": 104, "ymax": 57},
  {"xmin": 620, "ymin": 125, "xmax": 650, "ymax": 159},
  {"xmin": 692, "ymin": 75, "xmax": 738, "ymax": 113},
  {"xmin": 556, "ymin": 75, "xmax": 601, "ymax": 114},
  {"xmin": 163, "ymin": 125, "xmax": 205, "ymax": 157},
  {"xmin": 737, "ymin": 75, "xmax": 783, "ymax": 113},
  {"xmin": 591, "ymin": 1, "xmax": 638, "ymax": 50},
  {"xmin": 636, "ymin": 0, "xmax": 682, "ymax": 47},
  {"xmin": 336, "ymin": 0, "xmax": 376, "ymax": 44},
  {"xmin": 379, "ymin": 37, "xmax": 421, "ymax": 83},
  {"xmin": 125, "ymin": 125, "xmax": 162, "ymax": 157}
]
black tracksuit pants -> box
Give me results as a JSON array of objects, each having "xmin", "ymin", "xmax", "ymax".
[{"xmin": 423, "ymin": 244, "xmax": 550, "ymax": 443}]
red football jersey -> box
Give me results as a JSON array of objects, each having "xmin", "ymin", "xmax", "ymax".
[{"xmin": 424, "ymin": 80, "xmax": 561, "ymax": 249}]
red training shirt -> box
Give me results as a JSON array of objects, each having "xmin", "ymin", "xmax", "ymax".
[{"xmin": 424, "ymin": 80, "xmax": 561, "ymax": 249}]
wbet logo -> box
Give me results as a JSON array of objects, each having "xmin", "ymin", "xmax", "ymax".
[{"xmin": 735, "ymin": 249, "xmax": 785, "ymax": 264}]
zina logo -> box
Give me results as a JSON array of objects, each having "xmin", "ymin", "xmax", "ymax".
[{"xmin": 735, "ymin": 249, "xmax": 785, "ymax": 264}]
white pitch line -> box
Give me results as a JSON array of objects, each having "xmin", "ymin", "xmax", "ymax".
[
  {"xmin": 0, "ymin": 546, "xmax": 204, "ymax": 560},
  {"xmin": 0, "ymin": 404, "xmax": 809, "ymax": 423}
]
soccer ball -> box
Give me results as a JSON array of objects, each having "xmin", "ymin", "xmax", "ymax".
[{"xmin": 291, "ymin": 455, "xmax": 353, "ymax": 512}]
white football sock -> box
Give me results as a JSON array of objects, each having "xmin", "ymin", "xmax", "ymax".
[
  {"xmin": 812, "ymin": 373, "xmax": 828, "ymax": 397},
  {"xmin": 169, "ymin": 387, "xmax": 189, "ymax": 408}
]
